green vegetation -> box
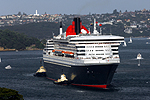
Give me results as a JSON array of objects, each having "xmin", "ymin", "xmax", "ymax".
[
  {"xmin": 0, "ymin": 29, "xmax": 45, "ymax": 50},
  {"xmin": 0, "ymin": 87, "xmax": 24, "ymax": 100},
  {"xmin": 0, "ymin": 22, "xmax": 59, "ymax": 39}
]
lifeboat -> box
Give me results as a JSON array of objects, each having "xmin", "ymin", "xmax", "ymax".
[
  {"xmin": 53, "ymin": 50, "xmax": 65, "ymax": 56},
  {"xmin": 64, "ymin": 51, "xmax": 74, "ymax": 55},
  {"xmin": 52, "ymin": 50, "xmax": 55, "ymax": 52}
]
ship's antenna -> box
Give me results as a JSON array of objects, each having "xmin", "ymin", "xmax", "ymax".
[
  {"xmin": 60, "ymin": 21, "xmax": 63, "ymax": 35},
  {"xmin": 93, "ymin": 18, "xmax": 99, "ymax": 35},
  {"xmin": 100, "ymin": 27, "xmax": 102, "ymax": 35},
  {"xmin": 53, "ymin": 32, "xmax": 54, "ymax": 38},
  {"xmin": 93, "ymin": 18, "xmax": 96, "ymax": 34},
  {"xmin": 88, "ymin": 28, "xmax": 91, "ymax": 34}
]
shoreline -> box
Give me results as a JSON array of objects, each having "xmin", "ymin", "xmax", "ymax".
[
  {"xmin": 0, "ymin": 48, "xmax": 43, "ymax": 52},
  {"xmin": 0, "ymin": 37, "xmax": 149, "ymax": 52}
]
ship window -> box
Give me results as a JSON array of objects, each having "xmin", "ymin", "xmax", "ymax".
[
  {"xmin": 86, "ymin": 46, "xmax": 93, "ymax": 48},
  {"xmin": 105, "ymin": 49, "xmax": 110, "ymax": 51},
  {"xmin": 96, "ymin": 53, "xmax": 104, "ymax": 55},
  {"xmin": 89, "ymin": 54, "xmax": 95, "ymax": 55},
  {"xmin": 96, "ymin": 54, "xmax": 101, "ymax": 55},
  {"xmin": 95, "ymin": 46, "xmax": 103, "ymax": 48},
  {"xmin": 77, "ymin": 53, "xmax": 85, "ymax": 56},
  {"xmin": 77, "ymin": 50, "xmax": 85, "ymax": 52},
  {"xmin": 76, "ymin": 46, "xmax": 85, "ymax": 48},
  {"xmin": 47, "ymin": 43, "xmax": 54, "ymax": 45},
  {"xmin": 113, "ymin": 53, "xmax": 118, "ymax": 55},
  {"xmin": 105, "ymin": 53, "xmax": 110, "ymax": 55},
  {"xmin": 47, "ymin": 49, "xmax": 54, "ymax": 50},
  {"xmin": 47, "ymin": 46, "xmax": 54, "ymax": 48},
  {"xmin": 112, "ymin": 49, "xmax": 118, "ymax": 51},
  {"xmin": 111, "ymin": 45, "xmax": 118, "ymax": 47},
  {"xmin": 95, "ymin": 50, "xmax": 103, "ymax": 51}
]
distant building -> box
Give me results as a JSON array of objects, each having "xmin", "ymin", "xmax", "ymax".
[
  {"xmin": 34, "ymin": 10, "xmax": 39, "ymax": 16},
  {"xmin": 124, "ymin": 28, "xmax": 132, "ymax": 34}
]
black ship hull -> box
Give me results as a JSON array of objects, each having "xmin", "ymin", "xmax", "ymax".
[{"xmin": 44, "ymin": 60, "xmax": 118, "ymax": 89}]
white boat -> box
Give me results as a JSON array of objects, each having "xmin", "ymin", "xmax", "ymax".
[
  {"xmin": 123, "ymin": 41, "xmax": 127, "ymax": 47},
  {"xmin": 124, "ymin": 28, "xmax": 132, "ymax": 34},
  {"xmin": 147, "ymin": 37, "xmax": 150, "ymax": 39},
  {"xmin": 137, "ymin": 53, "xmax": 143, "ymax": 59},
  {"xmin": 128, "ymin": 37, "xmax": 132, "ymax": 43},
  {"xmin": 5, "ymin": 65, "xmax": 11, "ymax": 69},
  {"xmin": 146, "ymin": 42, "xmax": 150, "ymax": 44}
]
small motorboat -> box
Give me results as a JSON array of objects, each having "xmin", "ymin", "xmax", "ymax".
[
  {"xmin": 34, "ymin": 66, "xmax": 46, "ymax": 77},
  {"xmin": 53, "ymin": 74, "xmax": 69, "ymax": 85},
  {"xmin": 5, "ymin": 65, "xmax": 11, "ymax": 69}
]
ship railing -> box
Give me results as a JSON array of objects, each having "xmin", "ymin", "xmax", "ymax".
[{"xmin": 44, "ymin": 54, "xmax": 120, "ymax": 65}]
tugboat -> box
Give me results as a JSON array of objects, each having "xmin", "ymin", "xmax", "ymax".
[
  {"xmin": 34, "ymin": 66, "xmax": 46, "ymax": 77},
  {"xmin": 137, "ymin": 53, "xmax": 142, "ymax": 59},
  {"xmin": 53, "ymin": 74, "xmax": 69, "ymax": 85}
]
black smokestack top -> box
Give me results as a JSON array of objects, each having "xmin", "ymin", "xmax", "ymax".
[
  {"xmin": 60, "ymin": 21, "xmax": 62, "ymax": 28},
  {"xmin": 74, "ymin": 17, "xmax": 81, "ymax": 34}
]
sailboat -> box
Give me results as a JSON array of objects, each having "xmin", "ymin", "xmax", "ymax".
[
  {"xmin": 128, "ymin": 37, "xmax": 132, "ymax": 43},
  {"xmin": 123, "ymin": 41, "xmax": 127, "ymax": 47}
]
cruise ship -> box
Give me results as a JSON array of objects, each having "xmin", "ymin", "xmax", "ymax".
[{"xmin": 43, "ymin": 17, "xmax": 124, "ymax": 88}]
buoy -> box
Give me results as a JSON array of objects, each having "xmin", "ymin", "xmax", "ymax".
[{"xmin": 136, "ymin": 53, "xmax": 143, "ymax": 67}]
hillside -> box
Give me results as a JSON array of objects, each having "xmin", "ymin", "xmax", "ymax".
[
  {"xmin": 0, "ymin": 20, "xmax": 150, "ymax": 39},
  {"xmin": 0, "ymin": 22, "xmax": 60, "ymax": 39},
  {"xmin": 0, "ymin": 29, "xmax": 45, "ymax": 50}
]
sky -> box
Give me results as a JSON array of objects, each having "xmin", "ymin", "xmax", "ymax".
[{"xmin": 0, "ymin": 0, "xmax": 150, "ymax": 16}]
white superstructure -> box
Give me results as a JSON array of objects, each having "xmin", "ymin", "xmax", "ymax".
[{"xmin": 43, "ymin": 18, "xmax": 124, "ymax": 66}]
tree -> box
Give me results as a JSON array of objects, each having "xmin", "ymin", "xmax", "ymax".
[
  {"xmin": 113, "ymin": 9, "xmax": 119, "ymax": 15},
  {"xmin": 0, "ymin": 87, "xmax": 24, "ymax": 100},
  {"xmin": 0, "ymin": 29, "xmax": 45, "ymax": 50},
  {"xmin": 17, "ymin": 12, "xmax": 22, "ymax": 15},
  {"xmin": 23, "ymin": 12, "xmax": 27, "ymax": 15}
]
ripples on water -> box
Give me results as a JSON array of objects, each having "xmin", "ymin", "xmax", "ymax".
[{"xmin": 0, "ymin": 38, "xmax": 150, "ymax": 100}]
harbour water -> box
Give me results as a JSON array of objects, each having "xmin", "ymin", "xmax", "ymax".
[{"xmin": 0, "ymin": 37, "xmax": 150, "ymax": 100}]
